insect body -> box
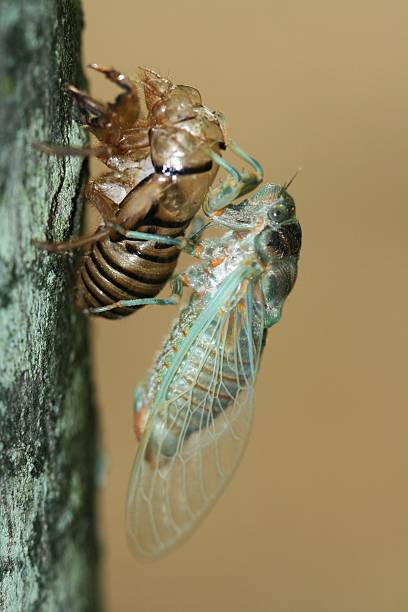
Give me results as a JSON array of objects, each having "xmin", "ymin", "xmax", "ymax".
[
  {"xmin": 126, "ymin": 182, "xmax": 301, "ymax": 557},
  {"xmin": 36, "ymin": 66, "xmax": 262, "ymax": 318}
]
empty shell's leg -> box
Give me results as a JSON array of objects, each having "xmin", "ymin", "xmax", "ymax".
[
  {"xmin": 83, "ymin": 65, "xmax": 145, "ymax": 149},
  {"xmin": 87, "ymin": 274, "xmax": 185, "ymax": 314},
  {"xmin": 33, "ymin": 142, "xmax": 108, "ymax": 158},
  {"xmin": 88, "ymin": 64, "xmax": 135, "ymax": 93},
  {"xmin": 34, "ymin": 227, "xmax": 109, "ymax": 253},
  {"xmin": 66, "ymin": 84, "xmax": 107, "ymax": 118}
]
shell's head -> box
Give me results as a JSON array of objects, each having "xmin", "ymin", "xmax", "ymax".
[{"xmin": 149, "ymin": 81, "xmax": 225, "ymax": 175}]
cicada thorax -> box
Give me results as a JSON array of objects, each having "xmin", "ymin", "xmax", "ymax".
[{"xmin": 67, "ymin": 65, "xmax": 225, "ymax": 318}]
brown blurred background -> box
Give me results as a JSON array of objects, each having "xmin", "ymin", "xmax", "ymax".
[{"xmin": 82, "ymin": 1, "xmax": 407, "ymax": 610}]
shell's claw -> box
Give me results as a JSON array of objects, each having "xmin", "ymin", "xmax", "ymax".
[
  {"xmin": 32, "ymin": 141, "xmax": 108, "ymax": 158},
  {"xmin": 65, "ymin": 84, "xmax": 106, "ymax": 117},
  {"xmin": 88, "ymin": 63, "xmax": 134, "ymax": 92}
]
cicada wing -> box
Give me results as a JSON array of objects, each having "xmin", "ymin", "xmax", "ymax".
[{"xmin": 126, "ymin": 280, "xmax": 265, "ymax": 559}]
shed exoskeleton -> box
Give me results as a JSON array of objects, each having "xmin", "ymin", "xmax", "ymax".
[{"xmin": 35, "ymin": 66, "xmax": 263, "ymax": 318}]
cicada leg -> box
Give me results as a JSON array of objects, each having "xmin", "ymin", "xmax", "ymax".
[
  {"xmin": 109, "ymin": 224, "xmax": 186, "ymax": 248},
  {"xmin": 204, "ymin": 143, "xmax": 263, "ymax": 214},
  {"xmin": 112, "ymin": 223, "xmax": 210, "ymax": 258},
  {"xmin": 229, "ymin": 140, "xmax": 264, "ymax": 196},
  {"xmin": 187, "ymin": 215, "xmax": 206, "ymax": 237},
  {"xmin": 173, "ymin": 216, "xmax": 210, "ymax": 256},
  {"xmin": 87, "ymin": 273, "xmax": 186, "ymax": 314},
  {"xmin": 204, "ymin": 152, "xmax": 242, "ymax": 213},
  {"xmin": 87, "ymin": 296, "xmax": 178, "ymax": 314}
]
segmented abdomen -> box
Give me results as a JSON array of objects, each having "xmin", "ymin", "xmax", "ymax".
[{"xmin": 76, "ymin": 217, "xmax": 189, "ymax": 319}]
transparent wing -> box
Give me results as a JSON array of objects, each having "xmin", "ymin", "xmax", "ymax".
[{"xmin": 126, "ymin": 279, "xmax": 265, "ymax": 558}]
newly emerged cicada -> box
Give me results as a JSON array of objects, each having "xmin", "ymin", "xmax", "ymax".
[
  {"xmin": 36, "ymin": 65, "xmax": 262, "ymax": 318},
  {"xmin": 126, "ymin": 159, "xmax": 301, "ymax": 557}
]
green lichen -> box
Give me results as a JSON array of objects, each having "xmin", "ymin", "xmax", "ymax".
[
  {"xmin": 0, "ymin": 73, "xmax": 14, "ymax": 100},
  {"xmin": 0, "ymin": 1, "xmax": 99, "ymax": 610}
]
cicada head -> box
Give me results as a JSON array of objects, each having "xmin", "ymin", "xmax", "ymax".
[{"xmin": 254, "ymin": 184, "xmax": 302, "ymax": 262}]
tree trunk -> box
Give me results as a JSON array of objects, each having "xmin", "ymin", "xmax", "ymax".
[{"xmin": 0, "ymin": 1, "xmax": 99, "ymax": 610}]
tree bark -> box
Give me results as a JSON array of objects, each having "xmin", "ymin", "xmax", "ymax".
[{"xmin": 0, "ymin": 1, "xmax": 99, "ymax": 610}]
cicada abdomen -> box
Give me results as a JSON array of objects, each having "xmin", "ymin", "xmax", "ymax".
[{"xmin": 36, "ymin": 66, "xmax": 229, "ymax": 318}]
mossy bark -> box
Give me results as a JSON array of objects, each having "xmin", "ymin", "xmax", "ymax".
[{"xmin": 0, "ymin": 1, "xmax": 99, "ymax": 610}]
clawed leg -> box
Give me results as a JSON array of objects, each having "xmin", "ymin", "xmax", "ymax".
[
  {"xmin": 113, "ymin": 219, "xmax": 213, "ymax": 259},
  {"xmin": 229, "ymin": 140, "xmax": 264, "ymax": 196},
  {"xmin": 110, "ymin": 224, "xmax": 186, "ymax": 248},
  {"xmin": 180, "ymin": 216, "xmax": 212, "ymax": 256},
  {"xmin": 35, "ymin": 220, "xmax": 191, "ymax": 257},
  {"xmin": 66, "ymin": 84, "xmax": 107, "ymax": 118},
  {"xmin": 88, "ymin": 296, "xmax": 178, "ymax": 314},
  {"xmin": 204, "ymin": 142, "xmax": 263, "ymax": 214},
  {"xmin": 34, "ymin": 227, "xmax": 109, "ymax": 253},
  {"xmin": 85, "ymin": 64, "xmax": 145, "ymax": 139},
  {"xmin": 87, "ymin": 273, "xmax": 185, "ymax": 315},
  {"xmin": 204, "ymin": 151, "xmax": 242, "ymax": 214},
  {"xmin": 184, "ymin": 215, "xmax": 208, "ymax": 243},
  {"xmin": 33, "ymin": 141, "xmax": 108, "ymax": 158},
  {"xmin": 88, "ymin": 64, "xmax": 135, "ymax": 93},
  {"xmin": 39, "ymin": 141, "xmax": 106, "ymax": 157}
]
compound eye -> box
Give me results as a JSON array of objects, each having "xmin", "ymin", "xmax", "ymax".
[{"xmin": 268, "ymin": 202, "xmax": 292, "ymax": 223}]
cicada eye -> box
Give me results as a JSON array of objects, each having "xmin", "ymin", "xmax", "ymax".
[{"xmin": 267, "ymin": 202, "xmax": 293, "ymax": 224}]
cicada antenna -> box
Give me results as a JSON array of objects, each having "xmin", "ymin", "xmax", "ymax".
[
  {"xmin": 284, "ymin": 168, "xmax": 302, "ymax": 191},
  {"xmin": 278, "ymin": 167, "xmax": 302, "ymax": 198}
]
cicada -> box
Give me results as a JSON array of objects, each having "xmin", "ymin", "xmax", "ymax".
[{"xmin": 126, "ymin": 158, "xmax": 301, "ymax": 558}]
